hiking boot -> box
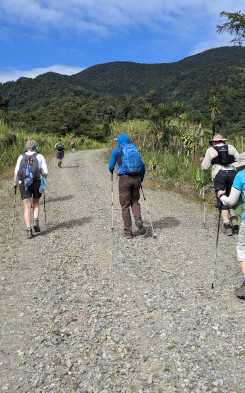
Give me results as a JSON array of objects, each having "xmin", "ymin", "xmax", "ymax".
[
  {"xmin": 223, "ymin": 223, "xmax": 233, "ymax": 236},
  {"xmin": 33, "ymin": 219, "xmax": 40, "ymax": 232},
  {"xmin": 122, "ymin": 232, "xmax": 132, "ymax": 239},
  {"xmin": 230, "ymin": 216, "xmax": 239, "ymax": 234},
  {"xmin": 27, "ymin": 228, "xmax": 33, "ymax": 238},
  {"xmin": 235, "ymin": 283, "xmax": 245, "ymax": 298},
  {"xmin": 136, "ymin": 219, "xmax": 146, "ymax": 235}
]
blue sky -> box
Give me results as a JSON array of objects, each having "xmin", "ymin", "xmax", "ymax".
[{"xmin": 0, "ymin": 1, "xmax": 244, "ymax": 83}]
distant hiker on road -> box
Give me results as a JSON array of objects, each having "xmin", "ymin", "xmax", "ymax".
[
  {"xmin": 218, "ymin": 153, "xmax": 245, "ymax": 297},
  {"xmin": 13, "ymin": 140, "xmax": 48, "ymax": 238},
  {"xmin": 200, "ymin": 134, "xmax": 239, "ymax": 236},
  {"xmin": 54, "ymin": 139, "xmax": 65, "ymax": 167},
  {"xmin": 70, "ymin": 139, "xmax": 76, "ymax": 153},
  {"xmin": 109, "ymin": 134, "xmax": 146, "ymax": 239}
]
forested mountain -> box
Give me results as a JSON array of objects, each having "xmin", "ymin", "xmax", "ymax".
[
  {"xmin": 1, "ymin": 46, "xmax": 245, "ymax": 112},
  {"xmin": 68, "ymin": 46, "xmax": 245, "ymax": 102},
  {"xmin": 0, "ymin": 46, "xmax": 245, "ymax": 139}
]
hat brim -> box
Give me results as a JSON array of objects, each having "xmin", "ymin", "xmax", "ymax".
[{"xmin": 209, "ymin": 139, "xmax": 227, "ymax": 143}]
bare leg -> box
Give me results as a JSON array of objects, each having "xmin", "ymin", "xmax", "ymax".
[
  {"xmin": 33, "ymin": 198, "xmax": 40, "ymax": 220},
  {"xmin": 221, "ymin": 210, "xmax": 229, "ymax": 222},
  {"xmin": 240, "ymin": 261, "xmax": 245, "ymax": 274},
  {"xmin": 23, "ymin": 198, "xmax": 32, "ymax": 228}
]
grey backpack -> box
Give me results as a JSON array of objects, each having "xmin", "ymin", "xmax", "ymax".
[{"xmin": 18, "ymin": 153, "xmax": 41, "ymax": 181}]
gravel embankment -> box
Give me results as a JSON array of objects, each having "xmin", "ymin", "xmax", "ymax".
[{"xmin": 0, "ymin": 149, "xmax": 244, "ymax": 393}]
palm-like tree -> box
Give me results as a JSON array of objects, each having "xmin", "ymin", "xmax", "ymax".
[{"xmin": 209, "ymin": 96, "xmax": 221, "ymax": 137}]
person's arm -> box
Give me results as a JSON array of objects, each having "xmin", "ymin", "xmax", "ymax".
[
  {"xmin": 200, "ymin": 148, "xmax": 214, "ymax": 171},
  {"xmin": 229, "ymin": 145, "xmax": 240, "ymax": 162},
  {"xmin": 220, "ymin": 187, "xmax": 241, "ymax": 207},
  {"xmin": 38, "ymin": 155, "xmax": 48, "ymax": 177},
  {"xmin": 13, "ymin": 155, "xmax": 23, "ymax": 186},
  {"xmin": 109, "ymin": 149, "xmax": 118, "ymax": 173}
]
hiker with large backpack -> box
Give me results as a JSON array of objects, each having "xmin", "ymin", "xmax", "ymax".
[
  {"xmin": 109, "ymin": 134, "xmax": 146, "ymax": 239},
  {"xmin": 200, "ymin": 134, "xmax": 239, "ymax": 235},
  {"xmin": 218, "ymin": 153, "xmax": 245, "ymax": 298},
  {"xmin": 13, "ymin": 140, "xmax": 48, "ymax": 238},
  {"xmin": 54, "ymin": 139, "xmax": 65, "ymax": 167}
]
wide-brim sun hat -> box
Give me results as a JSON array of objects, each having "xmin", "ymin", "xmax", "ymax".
[
  {"xmin": 26, "ymin": 139, "xmax": 37, "ymax": 149},
  {"xmin": 232, "ymin": 152, "xmax": 245, "ymax": 168},
  {"xmin": 209, "ymin": 134, "xmax": 227, "ymax": 144}
]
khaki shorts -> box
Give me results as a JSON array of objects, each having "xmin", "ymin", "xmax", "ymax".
[{"xmin": 237, "ymin": 221, "xmax": 245, "ymax": 261}]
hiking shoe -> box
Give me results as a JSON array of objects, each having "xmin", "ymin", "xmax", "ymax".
[
  {"xmin": 122, "ymin": 232, "xmax": 132, "ymax": 239},
  {"xmin": 223, "ymin": 223, "xmax": 233, "ymax": 236},
  {"xmin": 235, "ymin": 283, "xmax": 245, "ymax": 298},
  {"xmin": 27, "ymin": 229, "xmax": 33, "ymax": 238},
  {"xmin": 230, "ymin": 216, "xmax": 239, "ymax": 234},
  {"xmin": 136, "ymin": 219, "xmax": 146, "ymax": 235},
  {"xmin": 33, "ymin": 220, "xmax": 40, "ymax": 232}
]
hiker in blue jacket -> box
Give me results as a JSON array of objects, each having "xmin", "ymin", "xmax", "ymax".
[{"xmin": 109, "ymin": 134, "xmax": 146, "ymax": 239}]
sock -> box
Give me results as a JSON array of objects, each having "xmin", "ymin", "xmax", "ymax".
[
  {"xmin": 33, "ymin": 218, "xmax": 38, "ymax": 222},
  {"xmin": 223, "ymin": 220, "xmax": 230, "ymax": 225},
  {"xmin": 230, "ymin": 209, "xmax": 236, "ymax": 218},
  {"xmin": 27, "ymin": 227, "xmax": 32, "ymax": 231}
]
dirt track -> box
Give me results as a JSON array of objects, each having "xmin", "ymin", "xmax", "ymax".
[{"xmin": 0, "ymin": 149, "xmax": 244, "ymax": 393}]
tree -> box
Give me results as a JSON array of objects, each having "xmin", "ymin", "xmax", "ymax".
[
  {"xmin": 0, "ymin": 94, "xmax": 9, "ymax": 112},
  {"xmin": 209, "ymin": 96, "xmax": 221, "ymax": 137},
  {"xmin": 217, "ymin": 11, "xmax": 245, "ymax": 45}
]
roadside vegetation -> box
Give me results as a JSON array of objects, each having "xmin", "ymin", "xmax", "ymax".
[{"xmin": 0, "ymin": 120, "xmax": 106, "ymax": 176}]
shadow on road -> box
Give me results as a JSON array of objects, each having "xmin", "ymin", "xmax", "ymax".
[
  {"xmin": 39, "ymin": 216, "xmax": 92, "ymax": 235},
  {"xmin": 61, "ymin": 165, "xmax": 80, "ymax": 169},
  {"xmin": 45, "ymin": 195, "xmax": 74, "ymax": 203},
  {"xmin": 152, "ymin": 217, "xmax": 180, "ymax": 229}
]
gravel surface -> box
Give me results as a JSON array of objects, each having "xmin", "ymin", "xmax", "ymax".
[{"xmin": 0, "ymin": 149, "xmax": 245, "ymax": 393}]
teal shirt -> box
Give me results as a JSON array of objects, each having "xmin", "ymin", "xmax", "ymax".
[{"xmin": 233, "ymin": 169, "xmax": 245, "ymax": 221}]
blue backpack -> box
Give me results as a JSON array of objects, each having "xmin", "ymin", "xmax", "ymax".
[{"xmin": 119, "ymin": 143, "xmax": 144, "ymax": 175}]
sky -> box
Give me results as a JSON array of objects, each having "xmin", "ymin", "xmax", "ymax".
[{"xmin": 0, "ymin": 0, "xmax": 244, "ymax": 83}]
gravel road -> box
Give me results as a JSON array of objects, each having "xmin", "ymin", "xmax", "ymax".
[{"xmin": 0, "ymin": 149, "xmax": 245, "ymax": 393}]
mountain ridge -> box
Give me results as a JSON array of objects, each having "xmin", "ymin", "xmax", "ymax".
[{"xmin": 1, "ymin": 46, "xmax": 245, "ymax": 111}]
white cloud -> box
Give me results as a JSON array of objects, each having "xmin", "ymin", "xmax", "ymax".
[
  {"xmin": 188, "ymin": 31, "xmax": 235, "ymax": 57},
  {"xmin": 0, "ymin": 0, "xmax": 244, "ymax": 36},
  {"xmin": 0, "ymin": 65, "xmax": 85, "ymax": 83}
]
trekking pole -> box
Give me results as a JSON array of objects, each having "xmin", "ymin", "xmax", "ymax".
[
  {"xmin": 141, "ymin": 186, "xmax": 156, "ymax": 238},
  {"xmin": 211, "ymin": 206, "xmax": 222, "ymax": 290},
  {"xmin": 11, "ymin": 186, "xmax": 17, "ymax": 238},
  {"xmin": 43, "ymin": 191, "xmax": 47, "ymax": 222},
  {"xmin": 111, "ymin": 173, "xmax": 114, "ymax": 230},
  {"xmin": 202, "ymin": 172, "xmax": 206, "ymax": 228}
]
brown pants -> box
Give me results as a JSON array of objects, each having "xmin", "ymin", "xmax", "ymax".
[{"xmin": 119, "ymin": 175, "xmax": 142, "ymax": 235}]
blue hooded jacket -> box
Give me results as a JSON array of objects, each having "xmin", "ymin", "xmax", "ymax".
[{"xmin": 109, "ymin": 134, "xmax": 145, "ymax": 181}]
